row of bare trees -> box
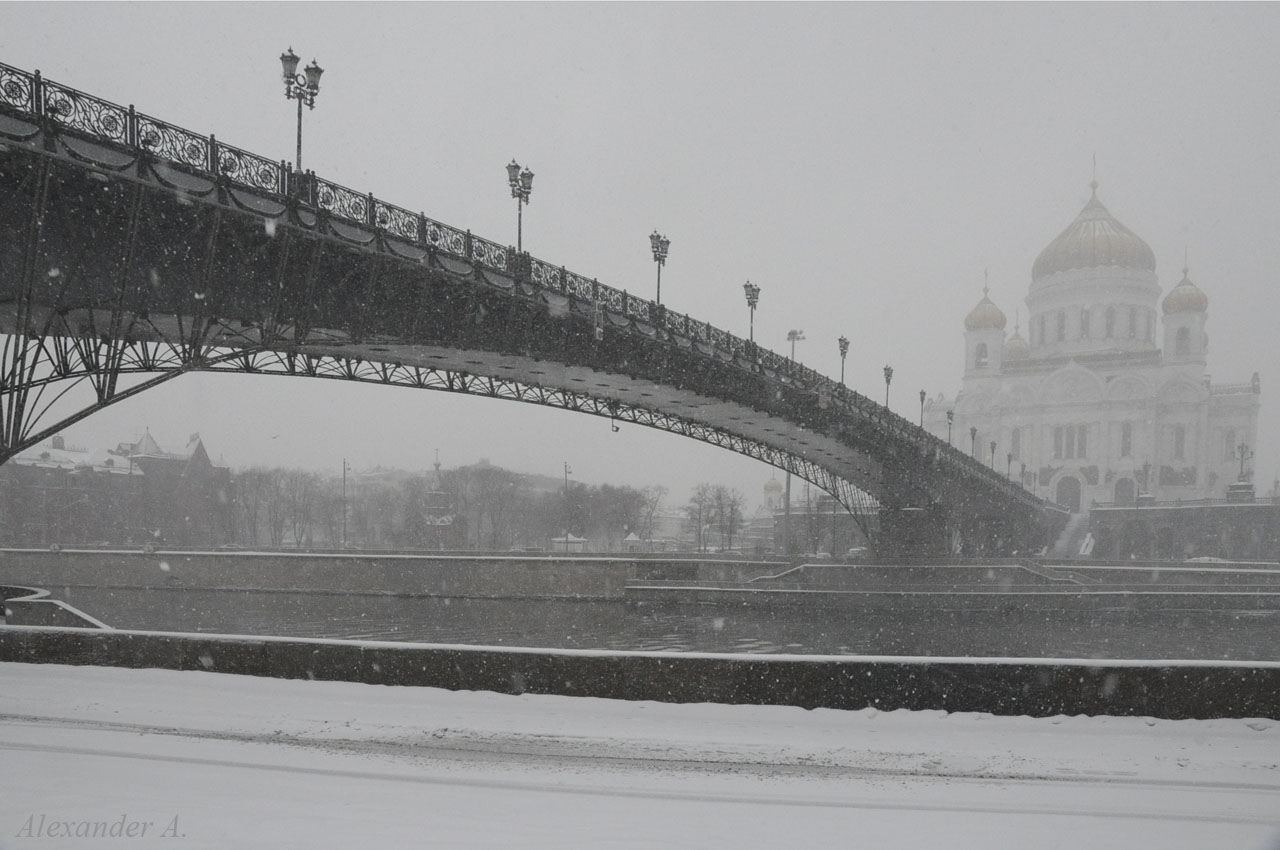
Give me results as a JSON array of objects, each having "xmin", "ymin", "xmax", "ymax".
[{"xmin": 229, "ymin": 463, "xmax": 671, "ymax": 552}]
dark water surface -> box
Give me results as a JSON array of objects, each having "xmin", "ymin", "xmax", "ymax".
[{"xmin": 49, "ymin": 585, "xmax": 1280, "ymax": 661}]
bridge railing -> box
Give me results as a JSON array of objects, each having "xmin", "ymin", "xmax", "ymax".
[{"xmin": 0, "ymin": 59, "xmax": 1040, "ymax": 509}]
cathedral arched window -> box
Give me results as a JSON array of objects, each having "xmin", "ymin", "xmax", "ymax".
[
  {"xmin": 1223, "ymin": 428, "xmax": 1236, "ymax": 463},
  {"xmin": 974, "ymin": 343, "xmax": 988, "ymax": 369},
  {"xmin": 1105, "ymin": 307, "xmax": 1116, "ymax": 338},
  {"xmin": 1173, "ymin": 424, "xmax": 1186, "ymax": 461},
  {"xmin": 1037, "ymin": 315, "xmax": 1046, "ymax": 346},
  {"xmin": 1120, "ymin": 422, "xmax": 1133, "ymax": 458},
  {"xmin": 1056, "ymin": 311, "xmax": 1066, "ymax": 341},
  {"xmin": 1128, "ymin": 306, "xmax": 1137, "ymax": 338},
  {"xmin": 1175, "ymin": 326, "xmax": 1191, "ymax": 355},
  {"xmin": 1080, "ymin": 308, "xmax": 1090, "ymax": 339},
  {"xmin": 1145, "ymin": 311, "xmax": 1153, "ymax": 341}
]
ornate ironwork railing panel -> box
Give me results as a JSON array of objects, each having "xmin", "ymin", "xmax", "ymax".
[
  {"xmin": 0, "ymin": 65, "xmax": 34, "ymax": 112},
  {"xmin": 216, "ymin": 142, "xmax": 282, "ymax": 193},
  {"xmin": 372, "ymin": 199, "xmax": 419, "ymax": 243},
  {"xmin": 626, "ymin": 296, "xmax": 651, "ymax": 323},
  {"xmin": 423, "ymin": 217, "xmax": 468, "ymax": 256},
  {"xmin": 315, "ymin": 176, "xmax": 370, "ymax": 223},
  {"xmin": 136, "ymin": 114, "xmax": 210, "ymax": 172},
  {"xmin": 469, "ymin": 234, "xmax": 510, "ymax": 272},
  {"xmin": 601, "ymin": 287, "xmax": 624, "ymax": 313},
  {"xmin": 41, "ymin": 78, "xmax": 130, "ymax": 144},
  {"xmin": 564, "ymin": 271, "xmax": 595, "ymax": 301},
  {"xmin": 529, "ymin": 258, "xmax": 564, "ymax": 293}
]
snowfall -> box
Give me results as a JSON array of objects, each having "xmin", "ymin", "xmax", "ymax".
[{"xmin": 0, "ymin": 660, "xmax": 1277, "ymax": 850}]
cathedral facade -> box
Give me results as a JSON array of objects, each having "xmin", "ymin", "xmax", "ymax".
[{"xmin": 925, "ymin": 183, "xmax": 1260, "ymax": 514}]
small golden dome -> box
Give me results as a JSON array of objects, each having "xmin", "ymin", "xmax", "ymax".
[
  {"xmin": 1162, "ymin": 268, "xmax": 1209, "ymax": 314},
  {"xmin": 1003, "ymin": 329, "xmax": 1030, "ymax": 360},
  {"xmin": 965, "ymin": 287, "xmax": 1007, "ymax": 331}
]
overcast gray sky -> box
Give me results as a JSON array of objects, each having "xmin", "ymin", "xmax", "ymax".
[{"xmin": 5, "ymin": 2, "xmax": 1278, "ymax": 508}]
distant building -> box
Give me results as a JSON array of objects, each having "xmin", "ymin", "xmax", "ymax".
[
  {"xmin": 925, "ymin": 182, "xmax": 1261, "ymax": 513},
  {"xmin": 920, "ymin": 181, "xmax": 1269, "ymax": 559},
  {"xmin": 745, "ymin": 475, "xmax": 870, "ymax": 558},
  {"xmin": 0, "ymin": 430, "xmax": 232, "ymax": 547}
]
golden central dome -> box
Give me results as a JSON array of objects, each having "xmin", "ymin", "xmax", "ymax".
[{"xmin": 1032, "ymin": 183, "xmax": 1156, "ymax": 281}]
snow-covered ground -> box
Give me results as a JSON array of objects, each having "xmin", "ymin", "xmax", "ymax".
[{"xmin": 0, "ymin": 662, "xmax": 1277, "ymax": 849}]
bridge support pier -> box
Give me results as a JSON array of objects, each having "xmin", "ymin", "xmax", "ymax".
[{"xmin": 876, "ymin": 505, "xmax": 949, "ymax": 558}]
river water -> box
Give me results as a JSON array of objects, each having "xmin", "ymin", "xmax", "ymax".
[{"xmin": 48, "ymin": 585, "xmax": 1280, "ymax": 661}]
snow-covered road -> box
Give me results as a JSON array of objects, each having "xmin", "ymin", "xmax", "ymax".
[{"xmin": 1, "ymin": 662, "xmax": 1277, "ymax": 849}]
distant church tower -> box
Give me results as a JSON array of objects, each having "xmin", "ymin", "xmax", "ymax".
[{"xmin": 763, "ymin": 475, "xmax": 783, "ymax": 512}]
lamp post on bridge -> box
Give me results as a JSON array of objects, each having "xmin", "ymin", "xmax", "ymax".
[
  {"xmin": 989, "ymin": 440, "xmax": 997, "ymax": 470},
  {"xmin": 837, "ymin": 336, "xmax": 849, "ymax": 385},
  {"xmin": 788, "ymin": 329, "xmax": 805, "ymax": 360},
  {"xmin": 919, "ymin": 390, "xmax": 926, "ymax": 427},
  {"xmin": 1238, "ymin": 442, "xmax": 1253, "ymax": 481},
  {"xmin": 649, "ymin": 231, "xmax": 670, "ymax": 306},
  {"xmin": 280, "ymin": 47, "xmax": 324, "ymax": 173},
  {"xmin": 562, "ymin": 461, "xmax": 572, "ymax": 553},
  {"xmin": 506, "ymin": 160, "xmax": 534, "ymax": 253},
  {"xmin": 882, "ymin": 365, "xmax": 893, "ymax": 408},
  {"xmin": 970, "ymin": 426, "xmax": 977, "ymax": 458},
  {"xmin": 341, "ymin": 458, "xmax": 348, "ymax": 548},
  {"xmin": 1007, "ymin": 452, "xmax": 1013, "ymax": 480},
  {"xmin": 946, "ymin": 410, "xmax": 954, "ymax": 445},
  {"xmin": 743, "ymin": 282, "xmax": 760, "ymax": 342}
]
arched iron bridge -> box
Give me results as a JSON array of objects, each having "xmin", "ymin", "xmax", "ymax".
[{"xmin": 0, "ymin": 61, "xmax": 1063, "ymax": 554}]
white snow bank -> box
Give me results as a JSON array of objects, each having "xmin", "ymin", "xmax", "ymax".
[{"xmin": 0, "ymin": 662, "xmax": 1277, "ymax": 850}]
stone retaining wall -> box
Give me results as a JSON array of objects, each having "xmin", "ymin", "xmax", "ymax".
[{"xmin": 1, "ymin": 626, "xmax": 1276, "ymax": 720}]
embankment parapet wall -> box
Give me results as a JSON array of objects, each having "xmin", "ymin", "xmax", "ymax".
[{"xmin": 1, "ymin": 626, "xmax": 1276, "ymax": 720}]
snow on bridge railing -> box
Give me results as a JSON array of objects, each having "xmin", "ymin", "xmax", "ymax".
[{"xmin": 0, "ymin": 60, "xmax": 1040, "ymax": 509}]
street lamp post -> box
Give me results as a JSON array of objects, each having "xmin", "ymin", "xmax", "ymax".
[
  {"xmin": 562, "ymin": 461, "xmax": 572, "ymax": 553},
  {"xmin": 1007, "ymin": 452, "xmax": 1013, "ymax": 480},
  {"xmin": 883, "ymin": 365, "xmax": 893, "ymax": 408},
  {"xmin": 280, "ymin": 47, "xmax": 324, "ymax": 173},
  {"xmin": 946, "ymin": 410, "xmax": 954, "ymax": 445},
  {"xmin": 743, "ymin": 281, "xmax": 760, "ymax": 342},
  {"xmin": 788, "ymin": 329, "xmax": 805, "ymax": 360},
  {"xmin": 837, "ymin": 336, "xmax": 849, "ymax": 385},
  {"xmin": 919, "ymin": 390, "xmax": 926, "ymax": 427},
  {"xmin": 970, "ymin": 426, "xmax": 978, "ymax": 458},
  {"xmin": 649, "ymin": 231, "xmax": 670, "ymax": 305},
  {"xmin": 990, "ymin": 440, "xmax": 997, "ymax": 469},
  {"xmin": 506, "ymin": 160, "xmax": 534, "ymax": 253}
]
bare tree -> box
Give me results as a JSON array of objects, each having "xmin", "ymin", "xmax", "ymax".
[
  {"xmin": 684, "ymin": 483, "xmax": 716, "ymax": 552},
  {"xmin": 282, "ymin": 469, "xmax": 320, "ymax": 548},
  {"xmin": 712, "ymin": 486, "xmax": 745, "ymax": 551},
  {"xmin": 638, "ymin": 484, "xmax": 667, "ymax": 547},
  {"xmin": 233, "ymin": 466, "xmax": 273, "ymax": 546}
]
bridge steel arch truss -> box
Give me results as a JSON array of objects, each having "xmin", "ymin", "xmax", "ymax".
[{"xmin": 0, "ymin": 61, "xmax": 1063, "ymax": 555}]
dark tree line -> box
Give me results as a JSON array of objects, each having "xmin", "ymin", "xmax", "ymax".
[{"xmin": 229, "ymin": 462, "xmax": 666, "ymax": 552}]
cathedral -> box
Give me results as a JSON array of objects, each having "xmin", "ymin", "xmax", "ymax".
[{"xmin": 925, "ymin": 182, "xmax": 1260, "ymax": 514}]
